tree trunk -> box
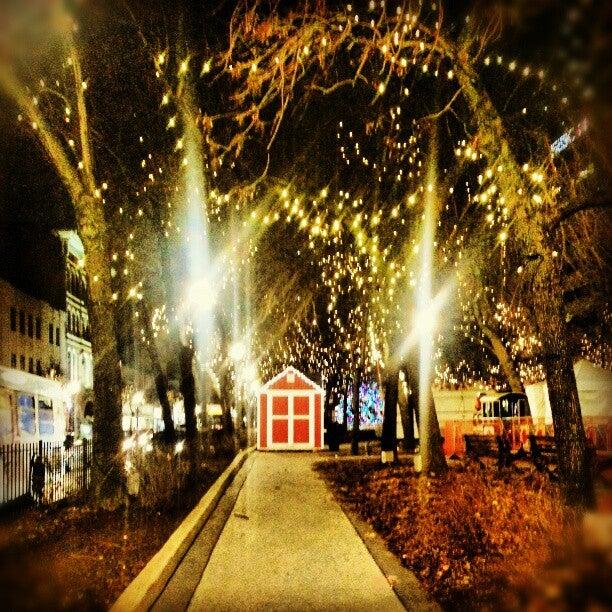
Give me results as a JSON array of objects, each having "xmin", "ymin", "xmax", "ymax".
[
  {"xmin": 455, "ymin": 61, "xmax": 593, "ymax": 505},
  {"xmin": 381, "ymin": 368, "xmax": 398, "ymax": 462},
  {"xmin": 481, "ymin": 324, "xmax": 524, "ymax": 393},
  {"xmin": 404, "ymin": 387, "xmax": 418, "ymax": 452},
  {"xmin": 351, "ymin": 369, "xmax": 361, "ymax": 456},
  {"xmin": 421, "ymin": 385, "xmax": 448, "ymax": 475},
  {"xmin": 405, "ymin": 360, "xmax": 447, "ymax": 474},
  {"xmin": 236, "ymin": 393, "xmax": 246, "ymax": 449},
  {"xmin": 342, "ymin": 380, "xmax": 350, "ymax": 435},
  {"xmin": 155, "ymin": 372, "xmax": 176, "ymax": 445},
  {"xmin": 141, "ymin": 302, "xmax": 175, "ymax": 445},
  {"xmin": 179, "ymin": 343, "xmax": 197, "ymax": 454},
  {"xmin": 0, "ymin": 58, "xmax": 125, "ymax": 507},
  {"xmin": 534, "ymin": 261, "xmax": 594, "ymax": 507},
  {"xmin": 220, "ymin": 366, "xmax": 235, "ymax": 450},
  {"xmin": 398, "ymin": 370, "xmax": 414, "ymax": 452},
  {"xmin": 324, "ymin": 376, "xmax": 336, "ymax": 446},
  {"xmin": 76, "ymin": 195, "xmax": 124, "ymax": 508}
]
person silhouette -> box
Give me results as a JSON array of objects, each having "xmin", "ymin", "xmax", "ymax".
[{"xmin": 31, "ymin": 454, "xmax": 45, "ymax": 505}]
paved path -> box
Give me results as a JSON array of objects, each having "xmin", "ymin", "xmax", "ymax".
[{"xmin": 156, "ymin": 452, "xmax": 406, "ymax": 612}]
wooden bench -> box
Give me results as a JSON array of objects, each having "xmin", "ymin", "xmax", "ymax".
[
  {"xmin": 529, "ymin": 435, "xmax": 601, "ymax": 478},
  {"xmin": 528, "ymin": 435, "xmax": 558, "ymax": 474},
  {"xmin": 464, "ymin": 434, "xmax": 512, "ymax": 468}
]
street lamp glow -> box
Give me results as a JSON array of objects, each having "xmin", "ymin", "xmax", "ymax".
[
  {"xmin": 186, "ymin": 279, "xmax": 217, "ymax": 314},
  {"xmin": 398, "ymin": 283, "xmax": 451, "ymax": 358},
  {"xmin": 230, "ymin": 341, "xmax": 247, "ymax": 361},
  {"xmin": 178, "ymin": 99, "xmax": 216, "ymax": 365},
  {"xmin": 244, "ymin": 362, "xmax": 256, "ymax": 380},
  {"xmin": 414, "ymin": 305, "xmax": 438, "ymax": 337}
]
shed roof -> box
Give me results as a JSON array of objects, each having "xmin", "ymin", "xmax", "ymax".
[{"xmin": 261, "ymin": 366, "xmax": 324, "ymax": 393}]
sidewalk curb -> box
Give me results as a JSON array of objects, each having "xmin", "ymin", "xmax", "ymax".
[{"xmin": 111, "ymin": 447, "xmax": 255, "ymax": 612}]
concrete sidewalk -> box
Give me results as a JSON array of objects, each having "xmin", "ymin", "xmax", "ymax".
[{"xmin": 174, "ymin": 452, "xmax": 407, "ymax": 611}]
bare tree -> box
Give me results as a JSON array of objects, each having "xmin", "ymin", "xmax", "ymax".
[
  {"xmin": 201, "ymin": 0, "xmax": 604, "ymax": 505},
  {"xmin": 0, "ymin": 7, "xmax": 124, "ymax": 506}
]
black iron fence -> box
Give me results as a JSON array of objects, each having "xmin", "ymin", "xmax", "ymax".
[{"xmin": 0, "ymin": 440, "xmax": 91, "ymax": 507}]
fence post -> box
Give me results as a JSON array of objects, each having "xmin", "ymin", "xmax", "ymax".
[
  {"xmin": 80, "ymin": 441, "xmax": 85, "ymax": 491},
  {"xmin": 84, "ymin": 439, "xmax": 90, "ymax": 492}
]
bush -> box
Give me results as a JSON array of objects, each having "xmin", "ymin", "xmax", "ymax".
[
  {"xmin": 130, "ymin": 449, "xmax": 190, "ymax": 510},
  {"xmin": 124, "ymin": 435, "xmax": 234, "ymax": 511}
]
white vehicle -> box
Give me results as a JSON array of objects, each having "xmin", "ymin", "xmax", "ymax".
[{"xmin": 0, "ymin": 366, "xmax": 68, "ymax": 445}]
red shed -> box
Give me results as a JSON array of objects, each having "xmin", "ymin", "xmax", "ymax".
[{"xmin": 258, "ymin": 366, "xmax": 324, "ymax": 451}]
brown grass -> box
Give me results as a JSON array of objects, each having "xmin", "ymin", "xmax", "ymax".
[
  {"xmin": 0, "ymin": 453, "xmax": 232, "ymax": 611},
  {"xmin": 315, "ymin": 459, "xmax": 610, "ymax": 610}
]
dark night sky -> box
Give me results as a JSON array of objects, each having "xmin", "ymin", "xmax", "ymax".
[
  {"xmin": 0, "ymin": 121, "xmax": 73, "ymax": 229},
  {"xmin": 0, "ymin": 0, "xmax": 237, "ymax": 224},
  {"xmin": 0, "ymin": 102, "xmax": 72, "ymax": 308},
  {"xmin": 0, "ymin": 0, "xmax": 599, "ymax": 229}
]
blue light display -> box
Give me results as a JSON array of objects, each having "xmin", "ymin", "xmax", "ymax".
[{"xmin": 334, "ymin": 381, "xmax": 384, "ymax": 429}]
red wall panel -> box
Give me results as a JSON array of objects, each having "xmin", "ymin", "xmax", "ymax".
[
  {"xmin": 293, "ymin": 396, "xmax": 310, "ymax": 416},
  {"xmin": 259, "ymin": 393, "xmax": 267, "ymax": 448},
  {"xmin": 272, "ymin": 395, "xmax": 289, "ymax": 415},
  {"xmin": 294, "ymin": 418, "xmax": 309, "ymax": 444},
  {"xmin": 272, "ymin": 418, "xmax": 289, "ymax": 444},
  {"xmin": 269, "ymin": 374, "xmax": 313, "ymax": 391}
]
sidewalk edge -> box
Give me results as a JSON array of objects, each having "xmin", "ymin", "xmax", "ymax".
[{"xmin": 111, "ymin": 447, "xmax": 255, "ymax": 612}]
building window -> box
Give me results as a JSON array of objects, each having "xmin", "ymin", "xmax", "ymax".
[
  {"xmin": 19, "ymin": 355, "xmax": 25, "ymax": 370},
  {"xmin": 10, "ymin": 307, "xmax": 16, "ymax": 331},
  {"xmin": 19, "ymin": 310, "xmax": 25, "ymax": 335},
  {"xmin": 28, "ymin": 357, "xmax": 34, "ymax": 374},
  {"xmin": 49, "ymin": 323, "xmax": 54, "ymax": 344},
  {"xmin": 39, "ymin": 398, "xmax": 54, "ymax": 436},
  {"xmin": 35, "ymin": 317, "xmax": 41, "ymax": 340},
  {"xmin": 18, "ymin": 394, "xmax": 36, "ymax": 435},
  {"xmin": 27, "ymin": 314, "xmax": 33, "ymax": 338},
  {"xmin": 56, "ymin": 326, "xmax": 60, "ymax": 346},
  {"xmin": 36, "ymin": 360, "xmax": 42, "ymax": 376},
  {"xmin": 11, "ymin": 354, "xmax": 16, "ymax": 368}
]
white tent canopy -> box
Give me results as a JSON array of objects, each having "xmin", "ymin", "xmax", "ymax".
[
  {"xmin": 525, "ymin": 359, "xmax": 612, "ymax": 424},
  {"xmin": 433, "ymin": 359, "xmax": 611, "ymax": 425}
]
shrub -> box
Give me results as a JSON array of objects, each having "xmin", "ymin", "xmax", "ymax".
[{"xmin": 132, "ymin": 450, "xmax": 190, "ymax": 510}]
